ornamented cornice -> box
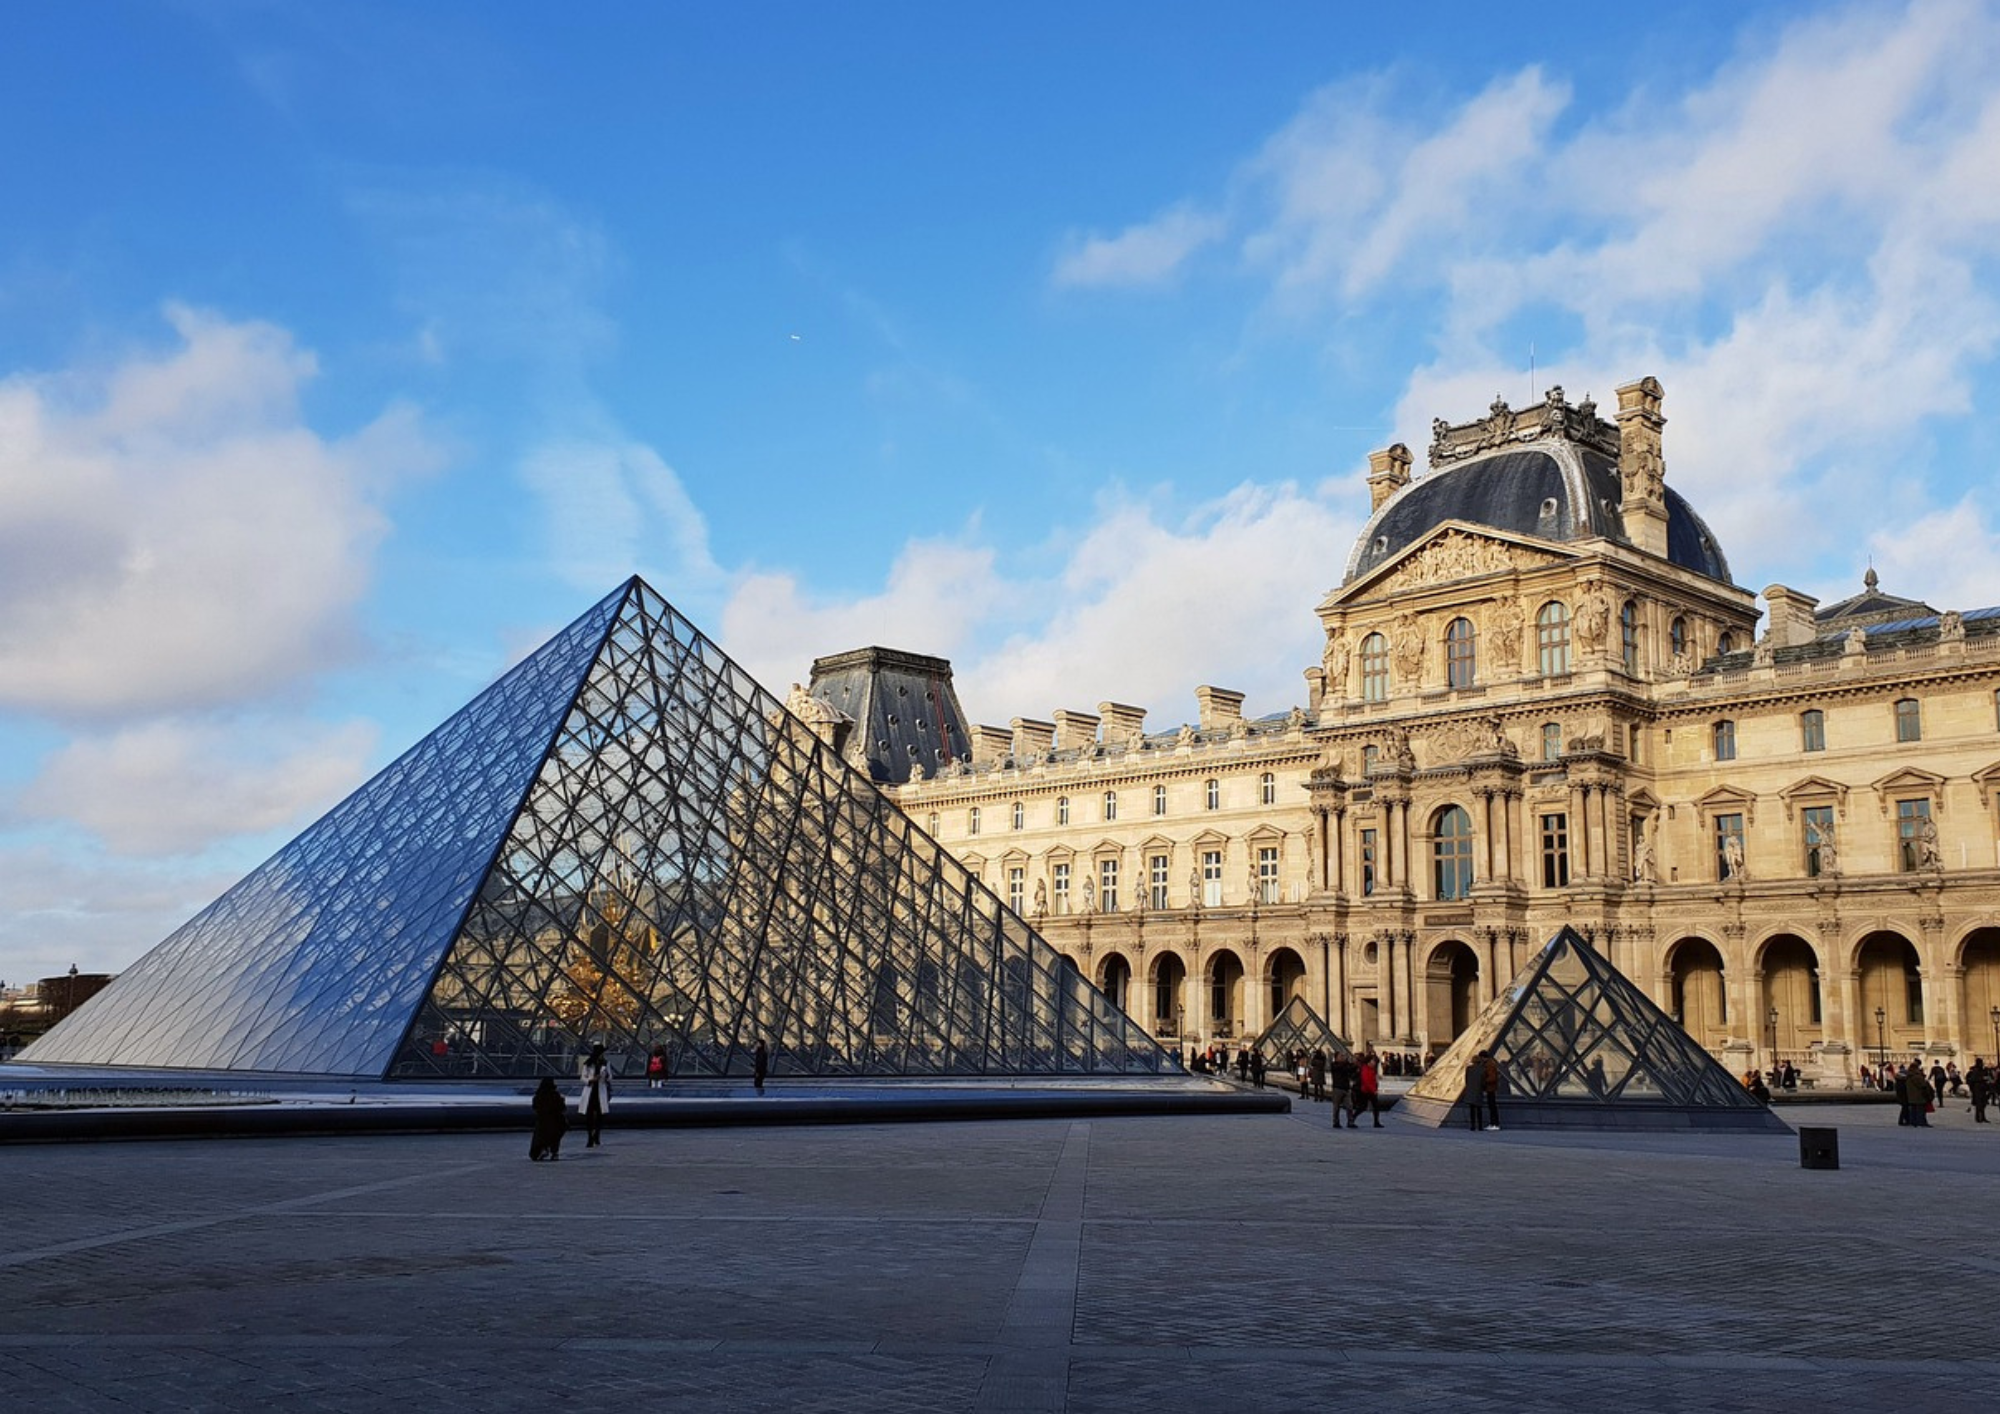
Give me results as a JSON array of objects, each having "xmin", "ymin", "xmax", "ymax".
[{"xmin": 1427, "ymin": 386, "xmax": 1621, "ymax": 468}]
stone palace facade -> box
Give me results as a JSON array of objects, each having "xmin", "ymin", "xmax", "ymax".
[{"xmin": 804, "ymin": 379, "xmax": 2000, "ymax": 1083}]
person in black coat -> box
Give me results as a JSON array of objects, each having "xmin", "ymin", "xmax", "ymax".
[
  {"xmin": 529, "ymin": 1077, "xmax": 568, "ymax": 1161},
  {"xmin": 1968, "ymin": 1058, "xmax": 1991, "ymax": 1122},
  {"xmin": 753, "ymin": 1038, "xmax": 770, "ymax": 1093}
]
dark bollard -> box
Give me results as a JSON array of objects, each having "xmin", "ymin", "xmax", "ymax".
[{"xmin": 1798, "ymin": 1126, "xmax": 1838, "ymax": 1170}]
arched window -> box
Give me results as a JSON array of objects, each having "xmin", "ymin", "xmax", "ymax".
[
  {"xmin": 1541, "ymin": 722, "xmax": 1562, "ymax": 760},
  {"xmin": 1537, "ymin": 602, "xmax": 1571, "ymax": 676},
  {"xmin": 1056, "ymin": 796, "xmax": 1069, "ymax": 826},
  {"xmin": 1103, "ymin": 790, "xmax": 1118, "ymax": 822},
  {"xmin": 1713, "ymin": 720, "xmax": 1737, "ymax": 761},
  {"xmin": 1361, "ymin": 632, "xmax": 1390, "ymax": 701},
  {"xmin": 1718, "ymin": 631, "xmax": 1736, "ymax": 655},
  {"xmin": 1152, "ymin": 784, "xmax": 1168, "ymax": 816},
  {"xmin": 1620, "ymin": 600, "xmax": 1640, "ymax": 674},
  {"xmin": 1011, "ymin": 801, "xmax": 1024, "ymax": 830},
  {"xmin": 1446, "ymin": 617, "xmax": 1476, "ymax": 688},
  {"xmin": 1670, "ymin": 616, "xmax": 1688, "ymax": 660},
  {"xmin": 1895, "ymin": 697, "xmax": 1922, "ymax": 743},
  {"xmin": 1433, "ymin": 805, "xmax": 1474, "ymax": 901},
  {"xmin": 1259, "ymin": 772, "xmax": 1277, "ymax": 806},
  {"xmin": 1205, "ymin": 779, "xmax": 1220, "ymax": 811}
]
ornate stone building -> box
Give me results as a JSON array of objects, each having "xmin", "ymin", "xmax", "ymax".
[{"xmin": 809, "ymin": 379, "xmax": 2000, "ymax": 1082}]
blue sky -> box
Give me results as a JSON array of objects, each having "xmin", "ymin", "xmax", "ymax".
[{"xmin": 4, "ymin": 0, "xmax": 2000, "ymax": 985}]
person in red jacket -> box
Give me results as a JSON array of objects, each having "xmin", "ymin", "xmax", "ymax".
[{"xmin": 1358, "ymin": 1051, "xmax": 1383, "ymax": 1128}]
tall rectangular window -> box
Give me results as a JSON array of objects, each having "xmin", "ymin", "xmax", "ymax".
[
  {"xmin": 968, "ymin": 807, "xmax": 981, "ymax": 835},
  {"xmin": 1361, "ymin": 633, "xmax": 1389, "ymax": 701},
  {"xmin": 1011, "ymin": 801, "xmax": 1024, "ymax": 829},
  {"xmin": 1714, "ymin": 812, "xmax": 1745, "ymax": 881},
  {"xmin": 1802, "ymin": 805, "xmax": 1835, "ymax": 877},
  {"xmin": 1153, "ymin": 784, "xmax": 1167, "ymax": 816},
  {"xmin": 1713, "ymin": 720, "xmax": 1737, "ymax": 761},
  {"xmin": 1447, "ymin": 617, "xmax": 1476, "ymax": 688},
  {"xmin": 1103, "ymin": 790, "xmax": 1118, "ymax": 822},
  {"xmin": 1541, "ymin": 723, "xmax": 1562, "ymax": 761},
  {"xmin": 1052, "ymin": 861, "xmax": 1070, "ymax": 913},
  {"xmin": 1897, "ymin": 798, "xmax": 1932, "ymax": 871},
  {"xmin": 1258, "ymin": 846, "xmax": 1280, "ymax": 904},
  {"xmin": 1007, "ymin": 867, "xmax": 1025, "ymax": 914},
  {"xmin": 1907, "ymin": 966, "xmax": 1925, "ymax": 1024},
  {"xmin": 1260, "ymin": 773, "xmax": 1277, "ymax": 806},
  {"xmin": 1099, "ymin": 858, "xmax": 1119, "ymax": 913},
  {"xmin": 1540, "ymin": 812, "xmax": 1570, "ymax": 888},
  {"xmin": 1537, "ymin": 602, "xmax": 1571, "ymax": 676},
  {"xmin": 1620, "ymin": 600, "xmax": 1639, "ymax": 674},
  {"xmin": 1895, "ymin": 697, "xmax": 1922, "ymax": 743},
  {"xmin": 1205, "ymin": 779, "xmax": 1220, "ymax": 811},
  {"xmin": 1359, "ymin": 829, "xmax": 1378, "ymax": 897},
  {"xmin": 1201, "ymin": 850, "xmax": 1223, "ymax": 908},
  {"xmin": 1149, "ymin": 853, "xmax": 1169, "ymax": 910},
  {"xmin": 1800, "ymin": 710, "xmax": 1825, "ymax": 753}
]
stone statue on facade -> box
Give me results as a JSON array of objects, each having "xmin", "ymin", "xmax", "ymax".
[
  {"xmin": 1189, "ymin": 868, "xmax": 1203, "ymax": 910},
  {"xmin": 1811, "ymin": 822, "xmax": 1839, "ymax": 878},
  {"xmin": 908, "ymin": 757, "xmax": 926, "ymax": 782},
  {"xmin": 1322, "ymin": 631, "xmax": 1349, "ymax": 695},
  {"xmin": 1032, "ymin": 878, "xmax": 1047, "ymax": 918},
  {"xmin": 1176, "ymin": 724, "xmax": 1197, "ymax": 749},
  {"xmin": 1387, "ymin": 725, "xmax": 1416, "ymax": 771},
  {"xmin": 1632, "ymin": 832, "xmax": 1657, "ymax": 884},
  {"xmin": 1392, "ymin": 612, "xmax": 1424, "ymax": 679},
  {"xmin": 1917, "ymin": 817, "xmax": 1943, "ymax": 871},
  {"xmin": 1940, "ymin": 610, "xmax": 1966, "ymax": 643},
  {"xmin": 1080, "ymin": 877, "xmax": 1095, "ymax": 914},
  {"xmin": 1722, "ymin": 833, "xmax": 1747, "ymax": 882},
  {"xmin": 1492, "ymin": 610, "xmax": 1523, "ymax": 672},
  {"xmin": 1574, "ymin": 588, "xmax": 1611, "ymax": 654}
]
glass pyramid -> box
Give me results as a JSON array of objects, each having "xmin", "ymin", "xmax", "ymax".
[
  {"xmin": 1399, "ymin": 927, "xmax": 1788, "ymax": 1131},
  {"xmin": 25, "ymin": 577, "xmax": 1174, "ymax": 1081},
  {"xmin": 1251, "ymin": 996, "xmax": 1353, "ymax": 1063}
]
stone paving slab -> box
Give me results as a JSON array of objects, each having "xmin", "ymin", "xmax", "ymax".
[{"xmin": 0, "ymin": 1100, "xmax": 1995, "ymax": 1410}]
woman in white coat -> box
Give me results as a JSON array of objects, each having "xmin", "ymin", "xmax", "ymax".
[{"xmin": 579, "ymin": 1042, "xmax": 612, "ymax": 1147}]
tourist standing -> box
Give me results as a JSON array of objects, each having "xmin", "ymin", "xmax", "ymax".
[
  {"xmin": 1309, "ymin": 1048, "xmax": 1327, "ymax": 1103},
  {"xmin": 1479, "ymin": 1050, "xmax": 1501, "ymax": 1130},
  {"xmin": 1250, "ymin": 1050, "xmax": 1267, "ymax": 1088},
  {"xmin": 1359, "ymin": 1051, "xmax": 1382, "ymax": 1127},
  {"xmin": 1328, "ymin": 1052, "xmax": 1354, "ymax": 1127},
  {"xmin": 529, "ymin": 1077, "xmax": 568, "ymax": 1161},
  {"xmin": 579, "ymin": 1043, "xmax": 612, "ymax": 1147},
  {"xmin": 647, "ymin": 1045, "xmax": 667, "ymax": 1089},
  {"xmin": 1906, "ymin": 1064, "xmax": 1935, "ymax": 1127},
  {"xmin": 1968, "ymin": 1058, "xmax": 1990, "ymax": 1122},
  {"xmin": 753, "ymin": 1038, "xmax": 770, "ymax": 1094}
]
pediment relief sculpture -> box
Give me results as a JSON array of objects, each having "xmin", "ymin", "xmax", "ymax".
[{"xmin": 1383, "ymin": 529, "xmax": 1561, "ymax": 590}]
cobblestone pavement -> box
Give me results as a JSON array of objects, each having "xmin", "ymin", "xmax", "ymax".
[{"xmin": 2, "ymin": 1100, "xmax": 1997, "ymax": 1411}]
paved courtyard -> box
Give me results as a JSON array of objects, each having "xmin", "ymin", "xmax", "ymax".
[{"xmin": 3, "ymin": 1097, "xmax": 1997, "ymax": 1411}]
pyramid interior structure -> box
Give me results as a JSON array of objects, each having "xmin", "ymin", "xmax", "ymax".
[
  {"xmin": 1252, "ymin": 996, "xmax": 1353, "ymax": 1064},
  {"xmin": 1399, "ymin": 926, "xmax": 1789, "ymax": 1132},
  {"xmin": 24, "ymin": 577, "xmax": 1175, "ymax": 1082}
]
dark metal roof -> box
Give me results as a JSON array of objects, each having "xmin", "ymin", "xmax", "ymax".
[
  {"xmin": 1345, "ymin": 443, "xmax": 1732, "ymax": 586},
  {"xmin": 807, "ymin": 646, "xmax": 973, "ymax": 785},
  {"xmin": 1815, "ymin": 569, "xmax": 1936, "ymax": 626}
]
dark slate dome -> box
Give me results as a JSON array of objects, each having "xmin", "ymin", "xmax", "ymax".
[{"xmin": 1344, "ymin": 441, "xmax": 1732, "ymax": 586}]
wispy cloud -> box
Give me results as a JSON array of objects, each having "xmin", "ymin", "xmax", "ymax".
[{"xmin": 1053, "ymin": 205, "xmax": 1228, "ymax": 289}]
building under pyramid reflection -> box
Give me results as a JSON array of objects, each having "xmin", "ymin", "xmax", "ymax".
[{"xmin": 24, "ymin": 578, "xmax": 1175, "ymax": 1081}]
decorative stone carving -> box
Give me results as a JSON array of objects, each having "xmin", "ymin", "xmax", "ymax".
[
  {"xmin": 1428, "ymin": 386, "xmax": 1621, "ymax": 467},
  {"xmin": 1188, "ymin": 868, "xmax": 1202, "ymax": 910},
  {"xmin": 1436, "ymin": 714, "xmax": 1518, "ymax": 763},
  {"xmin": 1574, "ymin": 588, "xmax": 1611, "ymax": 654},
  {"xmin": 1391, "ymin": 611, "xmax": 1424, "ymax": 679},
  {"xmin": 1385, "ymin": 726, "xmax": 1416, "ymax": 771},
  {"xmin": 1176, "ymin": 724, "xmax": 1197, "ymax": 748},
  {"xmin": 1917, "ymin": 816, "xmax": 1943, "ymax": 872},
  {"xmin": 908, "ymin": 758, "xmax": 927, "ymax": 782},
  {"xmin": 1722, "ymin": 834, "xmax": 1747, "ymax": 882},
  {"xmin": 1322, "ymin": 631, "xmax": 1350, "ymax": 695},
  {"xmin": 1843, "ymin": 627, "xmax": 1868, "ymax": 657},
  {"xmin": 1810, "ymin": 821, "xmax": 1839, "ymax": 878},
  {"xmin": 1080, "ymin": 877, "xmax": 1096, "ymax": 913},
  {"xmin": 1032, "ymin": 878, "xmax": 1047, "ymax": 917},
  {"xmin": 1491, "ymin": 608, "xmax": 1524, "ymax": 672},
  {"xmin": 1940, "ymin": 610, "xmax": 1965, "ymax": 643},
  {"xmin": 1632, "ymin": 832, "xmax": 1656, "ymax": 884},
  {"xmin": 1395, "ymin": 531, "xmax": 1545, "ymax": 587}
]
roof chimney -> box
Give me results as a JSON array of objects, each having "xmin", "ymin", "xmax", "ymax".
[
  {"xmin": 1194, "ymin": 685, "xmax": 1245, "ymax": 732},
  {"xmin": 1366, "ymin": 443, "xmax": 1413, "ymax": 512},
  {"xmin": 1762, "ymin": 585, "xmax": 1821, "ymax": 650},
  {"xmin": 1615, "ymin": 377, "xmax": 1668, "ymax": 557}
]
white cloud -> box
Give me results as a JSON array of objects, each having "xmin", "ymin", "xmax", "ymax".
[
  {"xmin": 13, "ymin": 716, "xmax": 379, "ymax": 858},
  {"xmin": 720, "ymin": 483, "xmax": 1361, "ymax": 731},
  {"xmin": 1051, "ymin": 205, "xmax": 1227, "ymax": 289},
  {"xmin": 0, "ymin": 305, "xmax": 443, "ymax": 717},
  {"xmin": 0, "ymin": 843, "xmax": 238, "ymax": 983}
]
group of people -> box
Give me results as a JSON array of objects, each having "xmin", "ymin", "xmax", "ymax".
[
  {"xmin": 527, "ymin": 1038, "xmax": 774, "ymax": 1160},
  {"xmin": 1882, "ymin": 1056, "xmax": 1992, "ymax": 1126},
  {"xmin": 1189, "ymin": 1042, "xmax": 1429, "ymax": 1082}
]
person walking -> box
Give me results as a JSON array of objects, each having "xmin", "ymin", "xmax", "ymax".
[
  {"xmin": 1309, "ymin": 1048, "xmax": 1328, "ymax": 1103},
  {"xmin": 529, "ymin": 1076, "xmax": 568, "ymax": 1161},
  {"xmin": 753, "ymin": 1038, "xmax": 770, "ymax": 1094},
  {"xmin": 1328, "ymin": 1052, "xmax": 1355, "ymax": 1127},
  {"xmin": 1894, "ymin": 1064, "xmax": 1912, "ymax": 1126},
  {"xmin": 1250, "ymin": 1049, "xmax": 1267, "ymax": 1088},
  {"xmin": 1359, "ymin": 1051, "xmax": 1382, "ymax": 1128},
  {"xmin": 1907, "ymin": 1063, "xmax": 1935, "ymax": 1127},
  {"xmin": 579, "ymin": 1042, "xmax": 612, "ymax": 1147},
  {"xmin": 1464, "ymin": 1052, "xmax": 1485, "ymax": 1132},
  {"xmin": 1968, "ymin": 1058, "xmax": 1990, "ymax": 1122}
]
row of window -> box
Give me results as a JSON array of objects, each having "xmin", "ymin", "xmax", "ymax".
[
  {"xmin": 944, "ymin": 773, "xmax": 1284, "ymax": 836},
  {"xmin": 1713, "ymin": 700, "xmax": 1928, "ymax": 760},
  {"xmin": 1355, "ymin": 602, "xmax": 1731, "ymax": 700},
  {"xmin": 999, "ymin": 846, "xmax": 1288, "ymax": 914}
]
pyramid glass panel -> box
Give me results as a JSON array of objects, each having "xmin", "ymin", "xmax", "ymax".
[
  {"xmin": 1399, "ymin": 927, "xmax": 1788, "ymax": 1132},
  {"xmin": 30, "ymin": 577, "xmax": 1172, "ymax": 1080}
]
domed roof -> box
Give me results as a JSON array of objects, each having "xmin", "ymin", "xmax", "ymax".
[{"xmin": 1344, "ymin": 427, "xmax": 1732, "ymax": 587}]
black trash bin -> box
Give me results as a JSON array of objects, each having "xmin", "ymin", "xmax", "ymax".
[{"xmin": 1799, "ymin": 1126, "xmax": 1839, "ymax": 1170}]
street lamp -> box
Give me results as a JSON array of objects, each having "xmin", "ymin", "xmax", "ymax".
[
  {"xmin": 1874, "ymin": 1005, "xmax": 1887, "ymax": 1075},
  {"xmin": 1990, "ymin": 1005, "xmax": 1999, "ymax": 1061},
  {"xmin": 1767, "ymin": 1006, "xmax": 1779, "ymax": 1068}
]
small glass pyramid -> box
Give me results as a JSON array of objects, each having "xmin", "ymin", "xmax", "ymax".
[
  {"xmin": 1252, "ymin": 996, "xmax": 1353, "ymax": 1064},
  {"xmin": 1399, "ymin": 926, "xmax": 1788, "ymax": 1131},
  {"xmin": 25, "ymin": 578, "xmax": 1174, "ymax": 1081}
]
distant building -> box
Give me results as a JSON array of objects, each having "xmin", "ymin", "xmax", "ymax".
[{"xmin": 843, "ymin": 379, "xmax": 2000, "ymax": 1081}]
